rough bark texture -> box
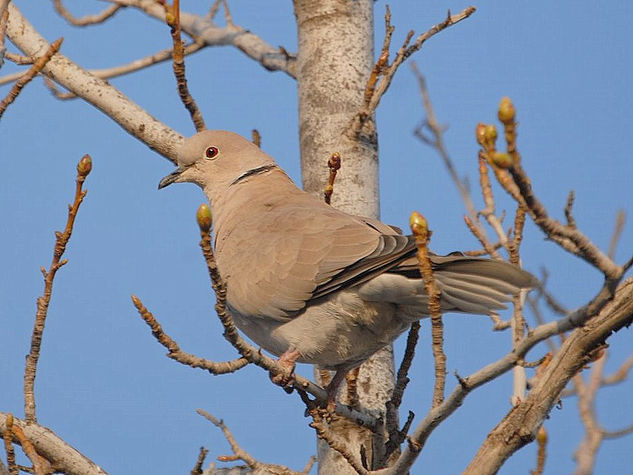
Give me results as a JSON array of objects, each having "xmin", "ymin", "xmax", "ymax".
[
  {"xmin": 294, "ymin": 1, "xmax": 394, "ymax": 473},
  {"xmin": 463, "ymin": 277, "xmax": 633, "ymax": 474}
]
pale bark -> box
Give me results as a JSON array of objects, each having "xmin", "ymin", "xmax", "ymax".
[
  {"xmin": 294, "ymin": 1, "xmax": 393, "ymax": 473},
  {"xmin": 5, "ymin": 3, "xmax": 183, "ymax": 162},
  {"xmin": 463, "ymin": 277, "xmax": 633, "ymax": 474},
  {"xmin": 0, "ymin": 414, "xmax": 107, "ymax": 475}
]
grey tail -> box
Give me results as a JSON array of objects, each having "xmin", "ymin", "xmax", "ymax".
[{"xmin": 395, "ymin": 253, "xmax": 538, "ymax": 315}]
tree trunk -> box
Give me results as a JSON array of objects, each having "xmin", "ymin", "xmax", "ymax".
[{"xmin": 294, "ymin": 1, "xmax": 395, "ymax": 472}]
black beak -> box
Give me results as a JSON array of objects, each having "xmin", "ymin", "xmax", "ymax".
[{"xmin": 158, "ymin": 167, "xmax": 185, "ymax": 189}]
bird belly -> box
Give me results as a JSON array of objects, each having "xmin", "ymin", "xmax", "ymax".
[{"xmin": 230, "ymin": 290, "xmax": 410, "ymax": 370}]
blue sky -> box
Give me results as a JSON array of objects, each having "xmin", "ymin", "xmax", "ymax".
[{"xmin": 1, "ymin": 1, "xmax": 632, "ymax": 473}]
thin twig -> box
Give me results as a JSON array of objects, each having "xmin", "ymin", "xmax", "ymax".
[
  {"xmin": 3, "ymin": 414, "xmax": 16, "ymax": 475},
  {"xmin": 531, "ymin": 426, "xmax": 547, "ymax": 475},
  {"xmin": 348, "ymin": 6, "xmax": 476, "ymax": 137},
  {"xmin": 410, "ymin": 212, "xmax": 445, "ymax": 408},
  {"xmin": 190, "ymin": 446, "xmax": 208, "ymax": 475},
  {"xmin": 607, "ymin": 210, "xmax": 626, "ymax": 259},
  {"xmin": 381, "ymin": 277, "xmax": 633, "ymax": 475},
  {"xmin": 131, "ymin": 295, "xmax": 248, "ymax": 374},
  {"xmin": 163, "ymin": 0, "xmax": 206, "ymax": 131},
  {"xmin": 384, "ymin": 322, "xmax": 420, "ymax": 462},
  {"xmin": 602, "ymin": 423, "xmax": 633, "ymax": 439},
  {"xmin": 323, "ymin": 152, "xmax": 341, "ymax": 205},
  {"xmin": 53, "ymin": 0, "xmax": 123, "ymax": 26},
  {"xmin": 197, "ymin": 409, "xmax": 307, "ymax": 474},
  {"xmin": 411, "ymin": 62, "xmax": 479, "ymax": 226},
  {"xmin": 24, "ymin": 154, "xmax": 91, "ymax": 424},
  {"xmin": 0, "ymin": 40, "xmax": 206, "ymax": 87},
  {"xmin": 0, "ymin": 37, "xmax": 62, "ymax": 120},
  {"xmin": 251, "ymin": 129, "xmax": 261, "ymax": 148},
  {"xmin": 297, "ymin": 392, "xmax": 368, "ymax": 475}
]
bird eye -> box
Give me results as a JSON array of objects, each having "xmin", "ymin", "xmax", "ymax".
[{"xmin": 205, "ymin": 146, "xmax": 219, "ymax": 160}]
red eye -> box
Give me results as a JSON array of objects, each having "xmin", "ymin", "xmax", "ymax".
[{"xmin": 205, "ymin": 146, "xmax": 219, "ymax": 159}]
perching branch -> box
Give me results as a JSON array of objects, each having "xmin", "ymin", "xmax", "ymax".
[{"xmin": 131, "ymin": 295, "xmax": 248, "ymax": 374}]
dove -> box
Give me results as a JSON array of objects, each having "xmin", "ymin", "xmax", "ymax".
[{"xmin": 159, "ymin": 130, "xmax": 536, "ymax": 399}]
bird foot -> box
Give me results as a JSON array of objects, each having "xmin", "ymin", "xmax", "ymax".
[{"xmin": 269, "ymin": 349, "xmax": 300, "ymax": 391}]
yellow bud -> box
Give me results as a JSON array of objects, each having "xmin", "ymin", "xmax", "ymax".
[
  {"xmin": 498, "ymin": 97, "xmax": 516, "ymax": 124},
  {"xmin": 409, "ymin": 211, "xmax": 428, "ymax": 237},
  {"xmin": 165, "ymin": 12, "xmax": 175, "ymax": 25},
  {"xmin": 536, "ymin": 426, "xmax": 548, "ymax": 444},
  {"xmin": 196, "ymin": 204, "xmax": 212, "ymax": 232},
  {"xmin": 475, "ymin": 123, "xmax": 487, "ymax": 146},
  {"xmin": 328, "ymin": 152, "xmax": 341, "ymax": 170},
  {"xmin": 77, "ymin": 154, "xmax": 92, "ymax": 177},
  {"xmin": 491, "ymin": 151, "xmax": 513, "ymax": 169},
  {"xmin": 485, "ymin": 124, "xmax": 498, "ymax": 143}
]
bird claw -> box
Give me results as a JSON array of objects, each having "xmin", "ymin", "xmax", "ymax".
[{"xmin": 269, "ymin": 349, "xmax": 300, "ymax": 391}]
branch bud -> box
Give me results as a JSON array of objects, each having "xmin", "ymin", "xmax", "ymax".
[
  {"xmin": 409, "ymin": 211, "xmax": 428, "ymax": 237},
  {"xmin": 485, "ymin": 124, "xmax": 498, "ymax": 144},
  {"xmin": 491, "ymin": 151, "xmax": 513, "ymax": 169},
  {"xmin": 498, "ymin": 96, "xmax": 516, "ymax": 124},
  {"xmin": 196, "ymin": 203, "xmax": 212, "ymax": 232},
  {"xmin": 536, "ymin": 425, "xmax": 548, "ymax": 444},
  {"xmin": 77, "ymin": 154, "xmax": 92, "ymax": 177},
  {"xmin": 475, "ymin": 123, "xmax": 487, "ymax": 146}
]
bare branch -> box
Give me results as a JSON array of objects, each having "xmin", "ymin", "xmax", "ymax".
[
  {"xmin": 378, "ymin": 276, "xmax": 633, "ymax": 475},
  {"xmin": 52, "ymin": 0, "xmax": 123, "ymax": 26},
  {"xmin": 5, "ymin": 3, "xmax": 183, "ymax": 161},
  {"xmin": 110, "ymin": 0, "xmax": 296, "ymax": 77},
  {"xmin": 411, "ymin": 62, "xmax": 480, "ymax": 228},
  {"xmin": 131, "ymin": 295, "xmax": 249, "ymax": 374},
  {"xmin": 384, "ymin": 322, "xmax": 420, "ymax": 462},
  {"xmin": 161, "ymin": 0, "xmax": 206, "ymax": 131},
  {"xmin": 463, "ymin": 278, "xmax": 633, "ymax": 474},
  {"xmin": 24, "ymin": 155, "xmax": 91, "ymax": 423},
  {"xmin": 410, "ymin": 212, "xmax": 445, "ymax": 408},
  {"xmin": 348, "ymin": 6, "xmax": 476, "ymax": 137},
  {"xmin": 608, "ymin": 210, "xmax": 626, "ymax": 259},
  {"xmin": 0, "ymin": 413, "xmax": 106, "ymax": 475},
  {"xmin": 197, "ymin": 409, "xmax": 307, "ymax": 474},
  {"xmin": 0, "ymin": 40, "xmax": 206, "ymax": 87},
  {"xmin": 190, "ymin": 446, "xmax": 208, "ymax": 475},
  {"xmin": 0, "ymin": 37, "xmax": 62, "ymax": 120}
]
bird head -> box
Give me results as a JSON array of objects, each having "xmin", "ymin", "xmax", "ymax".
[{"xmin": 158, "ymin": 130, "xmax": 276, "ymax": 192}]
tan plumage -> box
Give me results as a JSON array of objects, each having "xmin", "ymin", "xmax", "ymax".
[{"xmin": 159, "ymin": 130, "xmax": 537, "ymax": 376}]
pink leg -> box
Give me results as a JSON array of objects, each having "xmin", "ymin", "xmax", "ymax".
[{"xmin": 270, "ymin": 348, "xmax": 301, "ymax": 389}]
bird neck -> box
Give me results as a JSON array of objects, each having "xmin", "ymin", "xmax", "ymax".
[{"xmin": 205, "ymin": 167, "xmax": 300, "ymax": 239}]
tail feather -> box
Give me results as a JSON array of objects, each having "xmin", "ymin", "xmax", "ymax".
[{"xmin": 373, "ymin": 253, "xmax": 538, "ymax": 316}]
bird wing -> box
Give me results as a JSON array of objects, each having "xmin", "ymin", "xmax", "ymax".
[{"xmin": 217, "ymin": 199, "xmax": 415, "ymax": 321}]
